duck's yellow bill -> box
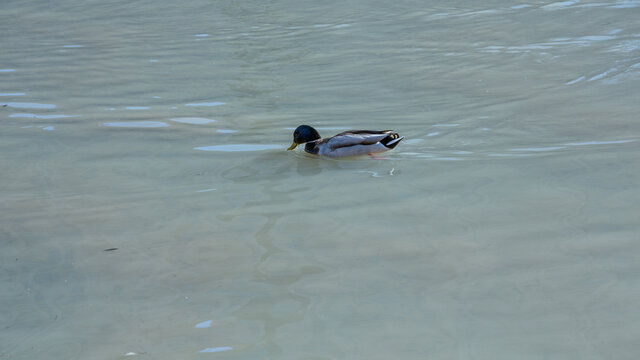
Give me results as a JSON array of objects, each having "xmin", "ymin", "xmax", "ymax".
[{"xmin": 287, "ymin": 142, "xmax": 298, "ymax": 150}]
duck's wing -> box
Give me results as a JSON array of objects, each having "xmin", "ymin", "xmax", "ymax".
[
  {"xmin": 325, "ymin": 130, "xmax": 394, "ymax": 149},
  {"xmin": 335, "ymin": 130, "xmax": 393, "ymax": 135}
]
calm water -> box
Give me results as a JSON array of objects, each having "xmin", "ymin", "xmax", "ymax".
[{"xmin": 2, "ymin": 0, "xmax": 640, "ymax": 359}]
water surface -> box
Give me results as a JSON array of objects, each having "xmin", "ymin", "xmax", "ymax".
[{"xmin": 2, "ymin": 0, "xmax": 640, "ymax": 359}]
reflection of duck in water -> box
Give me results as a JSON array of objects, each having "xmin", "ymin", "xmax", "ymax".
[{"xmin": 287, "ymin": 125, "xmax": 404, "ymax": 157}]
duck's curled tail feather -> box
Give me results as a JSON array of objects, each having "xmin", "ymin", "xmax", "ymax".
[{"xmin": 380, "ymin": 133, "xmax": 404, "ymax": 149}]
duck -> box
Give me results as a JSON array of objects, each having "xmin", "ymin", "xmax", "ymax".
[{"xmin": 287, "ymin": 125, "xmax": 404, "ymax": 157}]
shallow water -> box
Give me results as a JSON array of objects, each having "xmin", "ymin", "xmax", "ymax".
[{"xmin": 2, "ymin": 0, "xmax": 640, "ymax": 359}]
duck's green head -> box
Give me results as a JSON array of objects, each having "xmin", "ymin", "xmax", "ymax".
[{"xmin": 288, "ymin": 125, "xmax": 321, "ymax": 150}]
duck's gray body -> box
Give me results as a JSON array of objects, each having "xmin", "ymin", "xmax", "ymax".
[{"xmin": 289, "ymin": 126, "xmax": 403, "ymax": 157}]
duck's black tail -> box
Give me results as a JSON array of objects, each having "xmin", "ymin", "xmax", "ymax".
[{"xmin": 380, "ymin": 133, "xmax": 404, "ymax": 149}]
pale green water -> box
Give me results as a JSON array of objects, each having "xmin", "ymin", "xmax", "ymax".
[{"xmin": 2, "ymin": 0, "xmax": 640, "ymax": 359}]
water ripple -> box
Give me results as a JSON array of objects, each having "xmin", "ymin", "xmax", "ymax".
[
  {"xmin": 194, "ymin": 320, "xmax": 213, "ymax": 328},
  {"xmin": 199, "ymin": 347, "xmax": 232, "ymax": 353},
  {"xmin": 542, "ymin": 1, "xmax": 580, "ymax": 10},
  {"xmin": 194, "ymin": 144, "xmax": 284, "ymax": 152},
  {"xmin": 185, "ymin": 102, "xmax": 226, "ymax": 107},
  {"xmin": 589, "ymin": 68, "xmax": 618, "ymax": 81},
  {"xmin": 610, "ymin": 2, "xmax": 640, "ymax": 9},
  {"xmin": 565, "ymin": 139, "xmax": 636, "ymax": 146},
  {"xmin": 5, "ymin": 102, "xmax": 56, "ymax": 109},
  {"xmin": 169, "ymin": 117, "xmax": 216, "ymax": 125},
  {"xmin": 104, "ymin": 121, "xmax": 169, "ymax": 128},
  {"xmin": 567, "ymin": 76, "xmax": 586, "ymax": 85},
  {"xmin": 10, "ymin": 113, "xmax": 77, "ymax": 119},
  {"xmin": 511, "ymin": 146, "xmax": 567, "ymax": 152}
]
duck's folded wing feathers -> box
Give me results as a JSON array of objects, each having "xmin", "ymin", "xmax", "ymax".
[
  {"xmin": 326, "ymin": 132, "xmax": 392, "ymax": 149},
  {"xmin": 335, "ymin": 130, "xmax": 393, "ymax": 136}
]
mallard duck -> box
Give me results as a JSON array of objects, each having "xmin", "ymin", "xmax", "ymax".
[{"xmin": 287, "ymin": 125, "xmax": 403, "ymax": 157}]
